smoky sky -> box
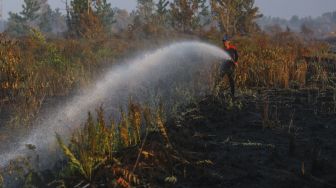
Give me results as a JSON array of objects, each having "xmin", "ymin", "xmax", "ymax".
[{"xmin": 2, "ymin": 0, "xmax": 336, "ymax": 19}]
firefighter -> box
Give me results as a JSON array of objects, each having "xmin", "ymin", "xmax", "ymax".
[{"xmin": 219, "ymin": 35, "xmax": 239, "ymax": 97}]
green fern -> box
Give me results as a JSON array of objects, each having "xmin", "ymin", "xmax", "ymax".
[{"xmin": 56, "ymin": 134, "xmax": 86, "ymax": 177}]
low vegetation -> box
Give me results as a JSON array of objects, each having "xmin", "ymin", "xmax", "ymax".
[
  {"xmin": 1, "ymin": 31, "xmax": 332, "ymax": 127},
  {"xmin": 1, "ymin": 0, "xmax": 336, "ymax": 187}
]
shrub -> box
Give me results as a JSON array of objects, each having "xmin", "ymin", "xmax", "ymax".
[{"xmin": 56, "ymin": 103, "xmax": 170, "ymax": 187}]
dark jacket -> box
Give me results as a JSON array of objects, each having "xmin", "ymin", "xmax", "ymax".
[{"xmin": 224, "ymin": 45, "xmax": 239, "ymax": 63}]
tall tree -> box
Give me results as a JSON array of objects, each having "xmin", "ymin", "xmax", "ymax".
[
  {"xmin": 155, "ymin": 0, "xmax": 170, "ymax": 26},
  {"xmin": 21, "ymin": 0, "xmax": 41, "ymax": 22},
  {"xmin": 157, "ymin": 0, "xmax": 169, "ymax": 16},
  {"xmin": 170, "ymin": 0, "xmax": 209, "ymax": 32},
  {"xmin": 66, "ymin": 0, "xmax": 115, "ymax": 37},
  {"xmin": 210, "ymin": 0, "xmax": 261, "ymax": 35},
  {"xmin": 6, "ymin": 0, "xmax": 41, "ymax": 36},
  {"xmin": 6, "ymin": 0, "xmax": 66, "ymax": 36},
  {"xmin": 94, "ymin": 0, "xmax": 115, "ymax": 32},
  {"xmin": 67, "ymin": 0, "xmax": 102, "ymax": 38},
  {"xmin": 39, "ymin": 5, "xmax": 53, "ymax": 33},
  {"xmin": 38, "ymin": 1, "xmax": 67, "ymax": 35},
  {"xmin": 6, "ymin": 12, "xmax": 26, "ymax": 36},
  {"xmin": 237, "ymin": 0, "xmax": 262, "ymax": 33},
  {"xmin": 136, "ymin": 0, "xmax": 155, "ymax": 23}
]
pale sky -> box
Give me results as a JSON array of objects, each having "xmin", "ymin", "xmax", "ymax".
[{"xmin": 2, "ymin": 0, "xmax": 336, "ymax": 20}]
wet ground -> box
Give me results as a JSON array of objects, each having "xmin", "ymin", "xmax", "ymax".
[{"xmin": 167, "ymin": 88, "xmax": 336, "ymax": 188}]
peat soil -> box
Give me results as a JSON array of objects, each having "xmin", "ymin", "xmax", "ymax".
[
  {"xmin": 166, "ymin": 88, "xmax": 336, "ymax": 188},
  {"xmin": 18, "ymin": 88, "xmax": 336, "ymax": 188}
]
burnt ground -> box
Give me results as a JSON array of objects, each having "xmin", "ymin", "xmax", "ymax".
[
  {"xmin": 165, "ymin": 88, "xmax": 336, "ymax": 188},
  {"xmin": 20, "ymin": 88, "xmax": 336, "ymax": 188}
]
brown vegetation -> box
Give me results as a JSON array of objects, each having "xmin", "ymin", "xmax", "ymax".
[{"xmin": 1, "ymin": 1, "xmax": 336, "ymax": 187}]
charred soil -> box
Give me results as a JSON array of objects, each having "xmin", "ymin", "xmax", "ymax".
[{"xmin": 162, "ymin": 88, "xmax": 336, "ymax": 188}]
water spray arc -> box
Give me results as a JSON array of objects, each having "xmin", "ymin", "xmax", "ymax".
[{"xmin": 0, "ymin": 41, "xmax": 230, "ymax": 169}]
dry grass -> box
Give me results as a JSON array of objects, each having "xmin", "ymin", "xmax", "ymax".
[
  {"xmin": 0, "ymin": 31, "xmax": 132, "ymax": 126},
  {"xmin": 233, "ymin": 33, "xmax": 327, "ymax": 89},
  {"xmin": 210, "ymin": 32, "xmax": 331, "ymax": 91},
  {"xmin": 1, "ymin": 30, "xmax": 333, "ymax": 128}
]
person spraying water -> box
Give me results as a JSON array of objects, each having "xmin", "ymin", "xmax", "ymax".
[
  {"xmin": 0, "ymin": 41, "xmax": 231, "ymax": 175},
  {"xmin": 218, "ymin": 35, "xmax": 239, "ymax": 97}
]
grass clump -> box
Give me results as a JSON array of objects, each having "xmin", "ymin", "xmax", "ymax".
[{"xmin": 55, "ymin": 103, "xmax": 172, "ymax": 187}]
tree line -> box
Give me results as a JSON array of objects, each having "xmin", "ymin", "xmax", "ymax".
[
  {"xmin": 4, "ymin": 0, "xmax": 262, "ymax": 38},
  {"xmin": 258, "ymin": 11, "xmax": 336, "ymax": 37}
]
